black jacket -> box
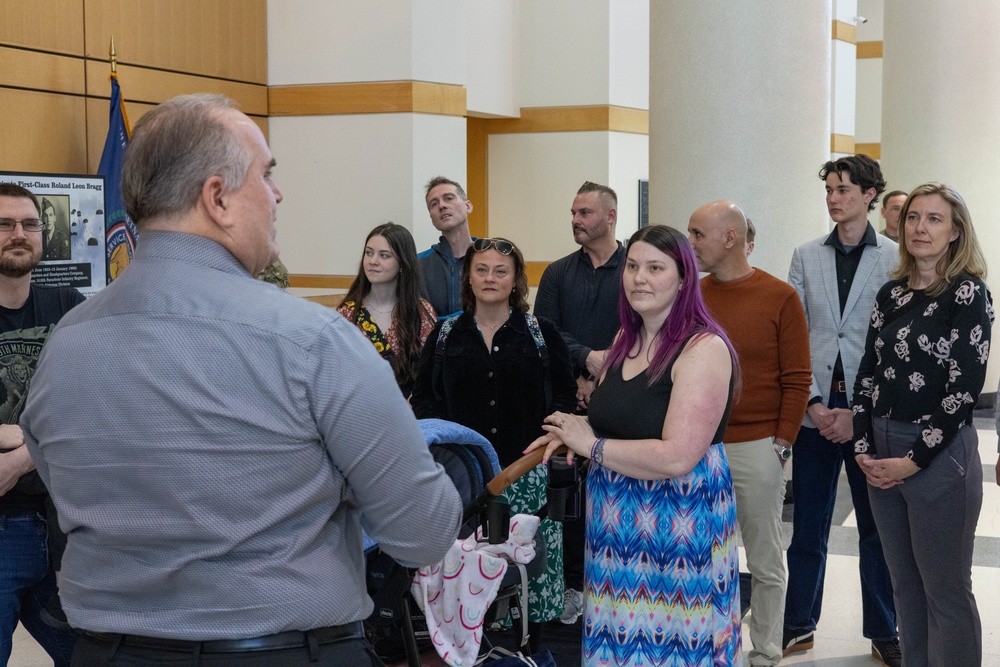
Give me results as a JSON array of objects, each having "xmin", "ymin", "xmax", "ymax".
[{"xmin": 411, "ymin": 311, "xmax": 577, "ymax": 466}]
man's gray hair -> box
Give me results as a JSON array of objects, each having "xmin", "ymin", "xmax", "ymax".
[{"xmin": 122, "ymin": 93, "xmax": 253, "ymax": 226}]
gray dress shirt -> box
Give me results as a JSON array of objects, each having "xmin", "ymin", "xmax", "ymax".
[{"xmin": 22, "ymin": 230, "xmax": 461, "ymax": 640}]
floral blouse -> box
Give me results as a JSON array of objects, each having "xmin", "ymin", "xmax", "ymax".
[
  {"xmin": 337, "ymin": 298, "xmax": 436, "ymax": 356},
  {"xmin": 852, "ymin": 274, "xmax": 994, "ymax": 468}
]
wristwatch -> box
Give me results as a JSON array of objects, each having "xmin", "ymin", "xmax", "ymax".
[{"xmin": 773, "ymin": 443, "xmax": 792, "ymax": 461}]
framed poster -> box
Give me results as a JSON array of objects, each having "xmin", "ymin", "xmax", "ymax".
[{"xmin": 0, "ymin": 172, "xmax": 108, "ymax": 298}]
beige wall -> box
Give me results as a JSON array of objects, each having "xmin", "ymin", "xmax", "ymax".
[{"xmin": 0, "ymin": 0, "xmax": 267, "ymax": 175}]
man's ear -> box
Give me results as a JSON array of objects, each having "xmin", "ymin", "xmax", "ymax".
[
  {"xmin": 607, "ymin": 207, "xmax": 617, "ymax": 225},
  {"xmin": 200, "ymin": 175, "xmax": 235, "ymax": 229}
]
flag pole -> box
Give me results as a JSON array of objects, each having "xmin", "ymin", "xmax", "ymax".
[{"xmin": 98, "ymin": 35, "xmax": 136, "ymax": 282}]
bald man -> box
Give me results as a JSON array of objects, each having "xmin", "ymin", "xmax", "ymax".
[{"xmin": 689, "ymin": 202, "xmax": 811, "ymax": 666}]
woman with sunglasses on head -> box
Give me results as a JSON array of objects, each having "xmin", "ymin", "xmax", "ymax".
[
  {"xmin": 411, "ymin": 237, "xmax": 578, "ymax": 647},
  {"xmin": 526, "ymin": 225, "xmax": 742, "ymax": 666},
  {"xmin": 338, "ymin": 223, "xmax": 436, "ymax": 398}
]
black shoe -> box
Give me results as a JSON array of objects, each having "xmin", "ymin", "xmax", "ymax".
[
  {"xmin": 782, "ymin": 628, "xmax": 814, "ymax": 656},
  {"xmin": 738, "ymin": 572, "xmax": 752, "ymax": 621},
  {"xmin": 871, "ymin": 638, "xmax": 902, "ymax": 667}
]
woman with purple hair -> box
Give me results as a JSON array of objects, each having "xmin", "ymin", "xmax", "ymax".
[{"xmin": 527, "ymin": 225, "xmax": 742, "ymax": 666}]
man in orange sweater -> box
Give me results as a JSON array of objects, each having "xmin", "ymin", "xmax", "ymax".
[{"xmin": 689, "ymin": 200, "xmax": 811, "ymax": 666}]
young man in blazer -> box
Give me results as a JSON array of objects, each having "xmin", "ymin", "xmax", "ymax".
[{"xmin": 783, "ymin": 155, "xmax": 902, "ymax": 667}]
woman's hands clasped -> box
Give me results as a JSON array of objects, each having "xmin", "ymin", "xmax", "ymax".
[
  {"xmin": 525, "ymin": 411, "xmax": 596, "ymax": 464},
  {"xmin": 856, "ymin": 453, "xmax": 918, "ymax": 489}
]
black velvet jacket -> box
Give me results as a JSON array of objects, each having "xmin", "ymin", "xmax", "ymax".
[{"xmin": 411, "ymin": 311, "xmax": 578, "ymax": 466}]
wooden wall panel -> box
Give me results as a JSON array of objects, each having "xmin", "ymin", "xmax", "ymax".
[
  {"xmin": 483, "ymin": 106, "xmax": 648, "ymax": 135},
  {"xmin": 86, "ymin": 98, "xmax": 268, "ymax": 173},
  {"xmin": 0, "ymin": 89, "xmax": 87, "ymax": 173},
  {"xmin": 832, "ymin": 20, "xmax": 857, "ymax": 44},
  {"xmin": 288, "ymin": 275, "xmax": 355, "ymax": 289},
  {"xmin": 857, "ymin": 41, "xmax": 883, "ymax": 59},
  {"xmin": 84, "ymin": 0, "xmax": 266, "ymax": 84},
  {"xmin": 0, "ymin": 0, "xmax": 85, "ymax": 55},
  {"xmin": 3, "ymin": 1, "xmax": 268, "ymax": 177},
  {"xmin": 268, "ymin": 82, "xmax": 466, "ymax": 117},
  {"xmin": 466, "ymin": 117, "xmax": 489, "ymax": 238},
  {"xmin": 85, "ymin": 61, "xmax": 267, "ymax": 114},
  {"xmin": 0, "ymin": 46, "xmax": 85, "ymax": 95}
]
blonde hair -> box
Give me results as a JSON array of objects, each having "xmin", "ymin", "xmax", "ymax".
[{"xmin": 892, "ymin": 183, "xmax": 987, "ymax": 296}]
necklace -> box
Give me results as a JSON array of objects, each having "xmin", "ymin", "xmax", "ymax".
[
  {"xmin": 365, "ymin": 301, "xmax": 395, "ymax": 315},
  {"xmin": 475, "ymin": 317, "xmax": 504, "ymax": 331}
]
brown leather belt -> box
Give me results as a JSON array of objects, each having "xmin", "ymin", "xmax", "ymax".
[
  {"xmin": 81, "ymin": 621, "xmax": 363, "ymax": 654},
  {"xmin": 832, "ymin": 380, "xmax": 847, "ymax": 394}
]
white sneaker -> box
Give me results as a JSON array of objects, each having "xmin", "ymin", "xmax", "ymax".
[{"xmin": 560, "ymin": 588, "xmax": 584, "ymax": 624}]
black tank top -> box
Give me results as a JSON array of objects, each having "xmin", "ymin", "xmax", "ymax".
[{"xmin": 588, "ymin": 337, "xmax": 733, "ymax": 443}]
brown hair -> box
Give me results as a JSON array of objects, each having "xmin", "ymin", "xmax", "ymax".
[
  {"xmin": 818, "ymin": 155, "xmax": 886, "ymax": 211},
  {"xmin": 424, "ymin": 176, "xmax": 467, "ymax": 201},
  {"xmin": 0, "ymin": 183, "xmax": 41, "ymax": 215},
  {"xmin": 460, "ymin": 238, "xmax": 529, "ymax": 316}
]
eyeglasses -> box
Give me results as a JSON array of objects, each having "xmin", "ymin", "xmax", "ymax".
[
  {"xmin": 0, "ymin": 218, "xmax": 43, "ymax": 233},
  {"xmin": 473, "ymin": 238, "xmax": 514, "ymax": 255}
]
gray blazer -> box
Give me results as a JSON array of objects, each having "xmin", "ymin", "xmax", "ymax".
[{"xmin": 788, "ymin": 230, "xmax": 898, "ymax": 428}]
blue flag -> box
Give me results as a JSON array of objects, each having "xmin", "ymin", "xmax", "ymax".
[{"xmin": 97, "ymin": 73, "xmax": 138, "ymax": 283}]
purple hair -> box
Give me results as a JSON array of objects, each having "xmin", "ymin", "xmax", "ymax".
[{"xmin": 606, "ymin": 225, "xmax": 741, "ymax": 389}]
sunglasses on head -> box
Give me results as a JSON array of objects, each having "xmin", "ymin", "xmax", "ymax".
[{"xmin": 473, "ymin": 238, "xmax": 514, "ymax": 255}]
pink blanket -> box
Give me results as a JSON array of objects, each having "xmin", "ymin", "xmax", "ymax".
[{"xmin": 410, "ymin": 514, "xmax": 540, "ymax": 667}]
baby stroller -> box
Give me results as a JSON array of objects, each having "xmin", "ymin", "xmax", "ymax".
[{"xmin": 364, "ymin": 419, "xmax": 575, "ymax": 666}]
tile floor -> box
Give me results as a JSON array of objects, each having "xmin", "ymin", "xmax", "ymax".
[{"xmin": 10, "ymin": 424, "xmax": 1000, "ymax": 666}]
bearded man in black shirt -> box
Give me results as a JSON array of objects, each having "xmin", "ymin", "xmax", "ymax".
[{"xmin": 0, "ymin": 183, "xmax": 84, "ymax": 666}]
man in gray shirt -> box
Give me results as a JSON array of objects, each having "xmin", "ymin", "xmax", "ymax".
[{"xmin": 22, "ymin": 94, "xmax": 462, "ymax": 666}]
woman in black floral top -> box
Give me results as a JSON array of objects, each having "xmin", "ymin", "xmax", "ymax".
[{"xmin": 851, "ymin": 183, "xmax": 993, "ymax": 667}]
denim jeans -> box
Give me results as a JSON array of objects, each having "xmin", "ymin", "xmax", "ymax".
[
  {"xmin": 0, "ymin": 511, "xmax": 76, "ymax": 666},
  {"xmin": 783, "ymin": 392, "xmax": 897, "ymax": 640}
]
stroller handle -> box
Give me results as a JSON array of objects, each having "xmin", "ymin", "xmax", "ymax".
[{"xmin": 485, "ymin": 445, "xmax": 568, "ymax": 497}]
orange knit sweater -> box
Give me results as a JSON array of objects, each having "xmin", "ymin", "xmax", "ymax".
[{"xmin": 701, "ymin": 269, "xmax": 811, "ymax": 444}]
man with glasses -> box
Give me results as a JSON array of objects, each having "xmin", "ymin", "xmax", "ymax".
[
  {"xmin": 0, "ymin": 183, "xmax": 83, "ymax": 666},
  {"xmin": 419, "ymin": 176, "xmax": 475, "ymax": 319},
  {"xmin": 533, "ymin": 181, "xmax": 624, "ymax": 625}
]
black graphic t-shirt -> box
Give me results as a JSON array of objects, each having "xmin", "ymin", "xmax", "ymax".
[{"xmin": 0, "ymin": 285, "xmax": 85, "ymax": 513}]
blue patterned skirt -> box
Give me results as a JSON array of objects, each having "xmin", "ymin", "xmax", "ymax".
[{"xmin": 583, "ymin": 443, "xmax": 741, "ymax": 666}]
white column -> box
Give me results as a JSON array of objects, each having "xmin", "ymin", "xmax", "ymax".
[
  {"xmin": 488, "ymin": 0, "xmax": 650, "ymax": 261},
  {"xmin": 881, "ymin": 0, "xmax": 1000, "ymax": 389},
  {"xmin": 832, "ymin": 0, "xmax": 859, "ymax": 157},
  {"xmin": 267, "ymin": 1, "xmax": 470, "ymax": 274},
  {"xmin": 649, "ymin": 0, "xmax": 832, "ymax": 277}
]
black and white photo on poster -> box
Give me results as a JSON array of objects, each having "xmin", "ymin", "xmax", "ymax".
[{"xmin": 0, "ymin": 171, "xmax": 109, "ymax": 298}]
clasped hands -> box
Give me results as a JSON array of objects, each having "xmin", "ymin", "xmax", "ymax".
[
  {"xmin": 524, "ymin": 411, "xmax": 595, "ymax": 464},
  {"xmin": 807, "ymin": 403, "xmax": 853, "ymax": 443},
  {"xmin": 855, "ymin": 453, "xmax": 918, "ymax": 489}
]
